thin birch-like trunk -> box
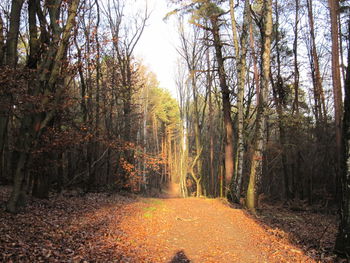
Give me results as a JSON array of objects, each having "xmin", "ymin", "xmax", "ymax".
[
  {"xmin": 229, "ymin": 0, "xmax": 250, "ymax": 201},
  {"xmin": 246, "ymin": 0, "xmax": 273, "ymax": 213}
]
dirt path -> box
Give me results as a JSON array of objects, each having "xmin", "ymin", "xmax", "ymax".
[{"xmin": 113, "ymin": 198, "xmax": 315, "ymax": 262}]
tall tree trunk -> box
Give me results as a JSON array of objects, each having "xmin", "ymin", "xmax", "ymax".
[
  {"xmin": 229, "ymin": 0, "xmax": 249, "ymax": 201},
  {"xmin": 291, "ymin": 0, "xmax": 301, "ymax": 199},
  {"xmin": 27, "ymin": 0, "xmax": 39, "ymax": 69},
  {"xmin": 335, "ymin": 20, "xmax": 350, "ymax": 256},
  {"xmin": 0, "ymin": 0, "xmax": 25, "ymax": 184},
  {"xmin": 180, "ymin": 117, "xmax": 188, "ymax": 197},
  {"xmin": 191, "ymin": 75, "xmax": 203, "ymax": 197},
  {"xmin": 292, "ymin": 0, "xmax": 300, "ymax": 115},
  {"xmin": 178, "ymin": 23, "xmax": 203, "ymax": 196},
  {"xmin": 328, "ymin": 0, "xmax": 343, "ymax": 200},
  {"xmin": 210, "ymin": 16, "xmax": 234, "ymax": 195},
  {"xmin": 306, "ymin": 0, "xmax": 326, "ymax": 123},
  {"xmin": 272, "ymin": 0, "xmax": 292, "ymax": 200},
  {"xmin": 189, "ymin": 145, "xmax": 202, "ymax": 197},
  {"xmin": 246, "ymin": 0, "xmax": 273, "ymax": 213},
  {"xmin": 5, "ymin": 0, "xmax": 25, "ymax": 67},
  {"xmin": 142, "ymin": 78, "xmax": 149, "ymax": 191},
  {"xmin": 167, "ymin": 127, "xmax": 173, "ymax": 184},
  {"xmin": 207, "ymin": 45, "xmax": 214, "ymax": 196},
  {"xmin": 88, "ymin": 0, "xmax": 101, "ymax": 190},
  {"xmin": 178, "ymin": 71, "xmax": 189, "ymax": 197},
  {"xmin": 0, "ymin": 14, "xmax": 4, "ymax": 65},
  {"xmin": 249, "ymin": 22, "xmax": 260, "ymax": 106}
]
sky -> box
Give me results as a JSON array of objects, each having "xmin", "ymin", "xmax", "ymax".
[{"xmin": 133, "ymin": 0, "xmax": 179, "ymax": 97}]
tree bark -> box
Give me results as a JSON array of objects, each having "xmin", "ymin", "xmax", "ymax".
[
  {"xmin": 328, "ymin": 0, "xmax": 343, "ymax": 199},
  {"xmin": 306, "ymin": 0, "xmax": 326, "ymax": 123},
  {"xmin": 5, "ymin": 0, "xmax": 25, "ymax": 67},
  {"xmin": 272, "ymin": 0, "xmax": 292, "ymax": 200},
  {"xmin": 249, "ymin": 22, "xmax": 260, "ymax": 107},
  {"xmin": 246, "ymin": 0, "xmax": 273, "ymax": 213},
  {"xmin": 292, "ymin": 0, "xmax": 300, "ymax": 115},
  {"xmin": 206, "ymin": 42, "xmax": 214, "ymax": 196},
  {"xmin": 0, "ymin": 0, "xmax": 25, "ymax": 184},
  {"xmin": 335, "ymin": 19, "xmax": 350, "ymax": 256},
  {"xmin": 0, "ymin": 14, "xmax": 5, "ymax": 65},
  {"xmin": 210, "ymin": 16, "xmax": 234, "ymax": 195},
  {"xmin": 229, "ymin": 0, "xmax": 250, "ymax": 201},
  {"xmin": 192, "ymin": 76, "xmax": 203, "ymax": 197},
  {"xmin": 27, "ymin": 0, "xmax": 39, "ymax": 69}
]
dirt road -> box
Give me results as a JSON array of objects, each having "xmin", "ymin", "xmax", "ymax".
[
  {"xmin": 0, "ymin": 188, "xmax": 319, "ymax": 262},
  {"xmin": 114, "ymin": 198, "xmax": 314, "ymax": 262}
]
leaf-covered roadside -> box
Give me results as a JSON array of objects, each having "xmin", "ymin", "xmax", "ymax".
[
  {"xmin": 254, "ymin": 202, "xmax": 339, "ymax": 262},
  {"xmin": 0, "ymin": 186, "xmax": 145, "ymax": 262}
]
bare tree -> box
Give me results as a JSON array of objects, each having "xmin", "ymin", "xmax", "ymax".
[{"xmin": 177, "ymin": 21, "xmax": 204, "ymax": 197}]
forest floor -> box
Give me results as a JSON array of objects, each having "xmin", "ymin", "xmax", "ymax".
[{"xmin": 0, "ymin": 186, "xmax": 342, "ymax": 262}]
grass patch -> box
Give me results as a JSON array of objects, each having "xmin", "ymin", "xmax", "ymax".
[
  {"xmin": 143, "ymin": 211, "xmax": 153, "ymax": 218},
  {"xmin": 143, "ymin": 207, "xmax": 157, "ymax": 218},
  {"xmin": 142, "ymin": 199, "xmax": 164, "ymax": 218},
  {"xmin": 143, "ymin": 206, "xmax": 157, "ymax": 212},
  {"xmin": 141, "ymin": 198, "xmax": 163, "ymax": 205}
]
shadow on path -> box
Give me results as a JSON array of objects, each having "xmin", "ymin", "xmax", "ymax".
[{"xmin": 169, "ymin": 250, "xmax": 191, "ymax": 263}]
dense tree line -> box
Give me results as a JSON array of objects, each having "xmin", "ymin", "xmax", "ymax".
[
  {"xmin": 0, "ymin": 0, "xmax": 180, "ymax": 213},
  {"xmin": 168, "ymin": 0, "xmax": 350, "ymax": 256}
]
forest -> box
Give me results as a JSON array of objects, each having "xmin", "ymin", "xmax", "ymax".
[{"xmin": 0, "ymin": 0, "xmax": 350, "ymax": 262}]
